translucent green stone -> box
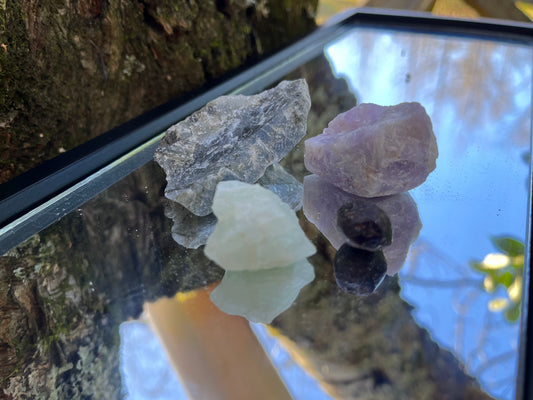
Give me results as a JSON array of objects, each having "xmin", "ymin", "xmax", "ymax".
[
  {"xmin": 210, "ymin": 259, "xmax": 315, "ymax": 323},
  {"xmin": 204, "ymin": 181, "xmax": 316, "ymax": 271}
]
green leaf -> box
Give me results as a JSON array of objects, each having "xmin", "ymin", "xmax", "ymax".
[
  {"xmin": 495, "ymin": 271, "xmax": 514, "ymax": 288},
  {"xmin": 470, "ymin": 261, "xmax": 488, "ymax": 273},
  {"xmin": 505, "ymin": 305, "xmax": 520, "ymax": 323},
  {"xmin": 491, "ymin": 237, "xmax": 525, "ymax": 257},
  {"xmin": 511, "ymin": 254, "xmax": 525, "ymax": 269}
]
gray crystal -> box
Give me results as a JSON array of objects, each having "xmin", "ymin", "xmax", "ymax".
[
  {"xmin": 164, "ymin": 200, "xmax": 217, "ymax": 249},
  {"xmin": 257, "ymin": 163, "xmax": 304, "ymax": 211},
  {"xmin": 165, "ymin": 164, "xmax": 303, "ymax": 249},
  {"xmin": 155, "ymin": 79, "xmax": 311, "ymax": 216}
]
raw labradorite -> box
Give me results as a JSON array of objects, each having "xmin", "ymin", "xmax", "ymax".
[
  {"xmin": 333, "ymin": 244, "xmax": 387, "ymax": 296},
  {"xmin": 154, "ymin": 79, "xmax": 311, "ymax": 216},
  {"xmin": 204, "ymin": 181, "xmax": 316, "ymax": 271},
  {"xmin": 210, "ymin": 259, "xmax": 315, "ymax": 323},
  {"xmin": 337, "ymin": 200, "xmax": 392, "ymax": 251}
]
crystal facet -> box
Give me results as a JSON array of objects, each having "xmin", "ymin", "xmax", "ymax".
[
  {"xmin": 256, "ymin": 163, "xmax": 304, "ymax": 211},
  {"xmin": 334, "ymin": 244, "xmax": 387, "ymax": 296},
  {"xmin": 304, "ymin": 102, "xmax": 438, "ymax": 197},
  {"xmin": 337, "ymin": 200, "xmax": 392, "ymax": 251},
  {"xmin": 155, "ymin": 79, "xmax": 311, "ymax": 216},
  {"xmin": 204, "ymin": 181, "xmax": 316, "ymax": 271},
  {"xmin": 210, "ymin": 259, "xmax": 315, "ymax": 323}
]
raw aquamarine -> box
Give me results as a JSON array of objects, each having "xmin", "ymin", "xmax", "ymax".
[
  {"xmin": 204, "ymin": 181, "xmax": 315, "ymax": 271},
  {"xmin": 155, "ymin": 79, "xmax": 311, "ymax": 216},
  {"xmin": 210, "ymin": 259, "xmax": 315, "ymax": 323},
  {"xmin": 304, "ymin": 102, "xmax": 438, "ymax": 197}
]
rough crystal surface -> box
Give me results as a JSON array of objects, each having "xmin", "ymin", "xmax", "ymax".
[
  {"xmin": 257, "ymin": 163, "xmax": 304, "ymax": 211},
  {"xmin": 334, "ymin": 245, "xmax": 387, "ymax": 296},
  {"xmin": 337, "ymin": 200, "xmax": 392, "ymax": 251},
  {"xmin": 165, "ymin": 163, "xmax": 303, "ymax": 249},
  {"xmin": 164, "ymin": 201, "xmax": 217, "ymax": 249},
  {"xmin": 210, "ymin": 259, "xmax": 315, "ymax": 323},
  {"xmin": 204, "ymin": 181, "xmax": 316, "ymax": 271},
  {"xmin": 303, "ymin": 174, "xmax": 421, "ymax": 275},
  {"xmin": 155, "ymin": 79, "xmax": 311, "ymax": 216},
  {"xmin": 304, "ymin": 102, "xmax": 438, "ymax": 197}
]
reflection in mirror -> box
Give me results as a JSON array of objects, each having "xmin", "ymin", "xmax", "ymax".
[
  {"xmin": 203, "ymin": 180, "xmax": 315, "ymax": 323},
  {"xmin": 333, "ymin": 244, "xmax": 387, "ymax": 295},
  {"xmin": 325, "ymin": 28, "xmax": 531, "ymax": 399},
  {"xmin": 1, "ymin": 24, "xmax": 531, "ymax": 400},
  {"xmin": 210, "ymin": 259, "xmax": 315, "ymax": 323},
  {"xmin": 336, "ymin": 199, "xmax": 392, "ymax": 252},
  {"xmin": 120, "ymin": 320, "xmax": 187, "ymax": 399},
  {"xmin": 303, "ymin": 174, "xmax": 422, "ymax": 276}
]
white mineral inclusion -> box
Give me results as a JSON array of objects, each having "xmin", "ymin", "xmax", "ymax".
[
  {"xmin": 204, "ymin": 181, "xmax": 316, "ymax": 271},
  {"xmin": 210, "ymin": 259, "xmax": 315, "ymax": 323}
]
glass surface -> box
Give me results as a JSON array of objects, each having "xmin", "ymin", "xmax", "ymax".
[{"xmin": 0, "ymin": 25, "xmax": 531, "ymax": 400}]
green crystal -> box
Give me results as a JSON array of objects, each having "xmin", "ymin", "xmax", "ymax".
[
  {"xmin": 210, "ymin": 259, "xmax": 315, "ymax": 323},
  {"xmin": 204, "ymin": 181, "xmax": 316, "ymax": 271}
]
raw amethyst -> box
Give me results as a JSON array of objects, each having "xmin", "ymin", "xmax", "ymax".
[
  {"xmin": 304, "ymin": 102, "xmax": 438, "ymax": 197},
  {"xmin": 303, "ymin": 174, "xmax": 422, "ymax": 275},
  {"xmin": 334, "ymin": 244, "xmax": 387, "ymax": 296},
  {"xmin": 337, "ymin": 200, "xmax": 392, "ymax": 251}
]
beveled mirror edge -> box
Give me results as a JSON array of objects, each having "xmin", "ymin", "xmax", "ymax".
[{"xmin": 516, "ymin": 93, "xmax": 533, "ymax": 400}]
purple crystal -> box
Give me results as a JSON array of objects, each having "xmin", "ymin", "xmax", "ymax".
[
  {"xmin": 337, "ymin": 200, "xmax": 392, "ymax": 251},
  {"xmin": 304, "ymin": 102, "xmax": 438, "ymax": 197},
  {"xmin": 303, "ymin": 174, "xmax": 422, "ymax": 275},
  {"xmin": 334, "ymin": 245, "xmax": 387, "ymax": 295}
]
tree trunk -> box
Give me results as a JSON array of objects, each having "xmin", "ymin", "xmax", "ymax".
[{"xmin": 0, "ymin": 0, "xmax": 318, "ymax": 183}]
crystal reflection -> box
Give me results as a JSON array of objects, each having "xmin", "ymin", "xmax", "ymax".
[
  {"xmin": 210, "ymin": 259, "xmax": 315, "ymax": 323},
  {"xmin": 164, "ymin": 163, "xmax": 303, "ymax": 250},
  {"xmin": 303, "ymin": 174, "xmax": 422, "ymax": 279},
  {"xmin": 326, "ymin": 29, "xmax": 531, "ymax": 399}
]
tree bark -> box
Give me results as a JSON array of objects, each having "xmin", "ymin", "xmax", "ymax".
[{"xmin": 0, "ymin": 0, "xmax": 317, "ymax": 183}]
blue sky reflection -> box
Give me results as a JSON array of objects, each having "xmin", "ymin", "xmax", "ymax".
[{"xmin": 326, "ymin": 28, "xmax": 532, "ymax": 400}]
